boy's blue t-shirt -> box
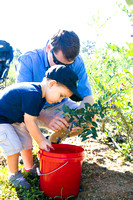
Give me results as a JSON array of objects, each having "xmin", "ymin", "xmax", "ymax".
[{"xmin": 0, "ymin": 82, "xmax": 46, "ymax": 124}]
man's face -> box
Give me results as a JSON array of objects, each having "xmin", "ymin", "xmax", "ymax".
[{"xmin": 47, "ymin": 45, "xmax": 74, "ymax": 67}]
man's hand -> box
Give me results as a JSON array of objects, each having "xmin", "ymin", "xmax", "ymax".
[{"xmin": 38, "ymin": 111, "xmax": 69, "ymax": 132}]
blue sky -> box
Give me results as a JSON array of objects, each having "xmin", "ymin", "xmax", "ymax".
[{"xmin": 0, "ymin": 0, "xmax": 132, "ymax": 53}]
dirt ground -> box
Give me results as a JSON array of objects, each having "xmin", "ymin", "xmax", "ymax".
[
  {"xmin": 0, "ymin": 133, "xmax": 132, "ymax": 200},
  {"xmin": 62, "ymin": 136, "xmax": 133, "ymax": 200}
]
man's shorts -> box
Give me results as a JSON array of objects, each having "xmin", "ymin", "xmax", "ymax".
[{"xmin": 0, "ymin": 123, "xmax": 32, "ymax": 156}]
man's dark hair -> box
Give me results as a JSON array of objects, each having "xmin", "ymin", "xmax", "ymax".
[{"xmin": 50, "ymin": 29, "xmax": 80, "ymax": 61}]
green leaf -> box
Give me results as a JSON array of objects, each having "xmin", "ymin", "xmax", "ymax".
[
  {"xmin": 81, "ymin": 137, "xmax": 87, "ymax": 142},
  {"xmin": 91, "ymin": 132, "xmax": 98, "ymax": 139},
  {"xmin": 110, "ymin": 93, "xmax": 117, "ymax": 98},
  {"xmin": 55, "ymin": 108, "xmax": 61, "ymax": 111},
  {"xmin": 98, "ymin": 100, "xmax": 102, "ymax": 109},
  {"xmin": 84, "ymin": 126, "xmax": 90, "ymax": 129},
  {"xmin": 75, "ymin": 108, "xmax": 85, "ymax": 114},
  {"xmin": 81, "ymin": 134, "xmax": 89, "ymax": 141},
  {"xmin": 68, "ymin": 117, "xmax": 75, "ymax": 123},
  {"xmin": 92, "ymin": 122, "xmax": 98, "ymax": 127},
  {"xmin": 62, "ymin": 104, "xmax": 71, "ymax": 113},
  {"xmin": 93, "ymin": 103, "xmax": 98, "ymax": 108},
  {"xmin": 91, "ymin": 127, "xmax": 96, "ymax": 133},
  {"xmin": 82, "ymin": 127, "xmax": 90, "ymax": 133},
  {"xmin": 98, "ymin": 100, "xmax": 101, "ymax": 106},
  {"xmin": 84, "ymin": 102, "xmax": 92, "ymax": 109},
  {"xmin": 100, "ymin": 112, "xmax": 104, "ymax": 118},
  {"xmin": 89, "ymin": 111, "xmax": 94, "ymax": 118},
  {"xmin": 85, "ymin": 115, "xmax": 92, "ymax": 122},
  {"xmin": 86, "ymin": 129, "xmax": 92, "ymax": 135}
]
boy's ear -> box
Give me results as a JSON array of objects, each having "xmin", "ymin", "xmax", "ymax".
[{"xmin": 48, "ymin": 80, "xmax": 57, "ymax": 88}]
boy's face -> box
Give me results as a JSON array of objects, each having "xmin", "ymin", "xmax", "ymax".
[{"xmin": 45, "ymin": 80, "xmax": 73, "ymax": 104}]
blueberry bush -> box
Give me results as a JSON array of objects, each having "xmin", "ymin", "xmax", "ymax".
[{"xmin": 83, "ymin": 42, "xmax": 133, "ymax": 158}]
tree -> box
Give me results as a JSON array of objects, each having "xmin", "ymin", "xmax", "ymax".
[
  {"xmin": 125, "ymin": 0, "xmax": 133, "ymax": 6},
  {"xmin": 13, "ymin": 48, "xmax": 22, "ymax": 60}
]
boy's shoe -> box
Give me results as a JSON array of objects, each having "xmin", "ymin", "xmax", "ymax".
[
  {"xmin": 23, "ymin": 164, "xmax": 37, "ymax": 177},
  {"xmin": 9, "ymin": 170, "xmax": 31, "ymax": 189}
]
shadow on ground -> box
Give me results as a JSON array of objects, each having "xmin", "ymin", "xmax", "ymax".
[{"xmin": 73, "ymin": 161, "xmax": 133, "ymax": 200}]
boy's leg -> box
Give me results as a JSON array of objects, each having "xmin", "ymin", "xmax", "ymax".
[
  {"xmin": 12, "ymin": 123, "xmax": 33, "ymax": 170},
  {"xmin": 7, "ymin": 152, "xmax": 20, "ymax": 173},
  {"xmin": 7, "ymin": 152, "xmax": 31, "ymax": 189},
  {"xmin": 21, "ymin": 148, "xmax": 33, "ymax": 169},
  {"xmin": 0, "ymin": 124, "xmax": 31, "ymax": 189}
]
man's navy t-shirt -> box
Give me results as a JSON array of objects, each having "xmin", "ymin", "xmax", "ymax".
[{"xmin": 0, "ymin": 82, "xmax": 46, "ymax": 124}]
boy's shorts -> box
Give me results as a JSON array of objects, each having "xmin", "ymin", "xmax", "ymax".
[{"xmin": 0, "ymin": 123, "xmax": 32, "ymax": 156}]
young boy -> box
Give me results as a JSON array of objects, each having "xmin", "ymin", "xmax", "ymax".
[{"xmin": 0, "ymin": 65, "xmax": 82, "ymax": 189}]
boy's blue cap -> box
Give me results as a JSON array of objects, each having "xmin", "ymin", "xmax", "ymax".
[{"xmin": 45, "ymin": 65, "xmax": 83, "ymax": 102}]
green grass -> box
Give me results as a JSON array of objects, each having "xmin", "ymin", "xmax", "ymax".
[{"xmin": 0, "ymin": 142, "xmax": 48, "ymax": 200}]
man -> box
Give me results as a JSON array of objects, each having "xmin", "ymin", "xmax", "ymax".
[{"xmin": 15, "ymin": 29, "xmax": 94, "ymax": 143}]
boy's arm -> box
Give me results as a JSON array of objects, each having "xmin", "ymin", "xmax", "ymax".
[{"xmin": 24, "ymin": 113, "xmax": 54, "ymax": 151}]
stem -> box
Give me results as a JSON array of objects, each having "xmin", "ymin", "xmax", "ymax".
[
  {"xmin": 113, "ymin": 106, "xmax": 130, "ymax": 133},
  {"xmin": 113, "ymin": 105, "xmax": 132, "ymax": 150},
  {"xmin": 100, "ymin": 125, "xmax": 133, "ymax": 160}
]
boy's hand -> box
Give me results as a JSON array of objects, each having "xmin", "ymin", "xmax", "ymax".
[{"xmin": 38, "ymin": 138, "xmax": 54, "ymax": 152}]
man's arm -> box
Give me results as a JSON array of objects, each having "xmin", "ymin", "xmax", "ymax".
[
  {"xmin": 24, "ymin": 113, "xmax": 54, "ymax": 151},
  {"xmin": 79, "ymin": 95, "xmax": 94, "ymax": 108}
]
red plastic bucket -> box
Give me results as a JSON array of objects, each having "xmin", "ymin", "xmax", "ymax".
[{"xmin": 38, "ymin": 144, "xmax": 84, "ymax": 199}]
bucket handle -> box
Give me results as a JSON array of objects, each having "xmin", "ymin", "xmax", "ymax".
[{"xmin": 37, "ymin": 161, "xmax": 68, "ymax": 176}]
